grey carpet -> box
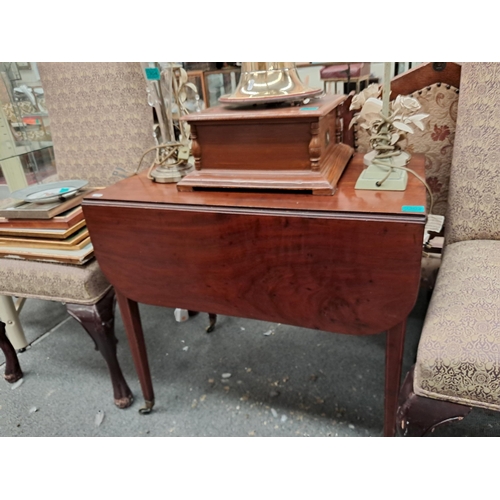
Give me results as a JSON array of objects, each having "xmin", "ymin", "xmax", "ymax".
[{"xmin": 1, "ymin": 290, "xmax": 499, "ymax": 436}]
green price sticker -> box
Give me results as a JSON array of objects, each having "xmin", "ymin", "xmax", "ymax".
[
  {"xmin": 145, "ymin": 67, "xmax": 161, "ymax": 81},
  {"xmin": 402, "ymin": 205, "xmax": 425, "ymax": 213}
]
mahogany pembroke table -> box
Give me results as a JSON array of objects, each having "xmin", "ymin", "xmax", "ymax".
[{"xmin": 82, "ymin": 153, "xmax": 426, "ymax": 436}]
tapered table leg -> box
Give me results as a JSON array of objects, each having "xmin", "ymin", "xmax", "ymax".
[
  {"xmin": 115, "ymin": 290, "xmax": 155, "ymax": 414},
  {"xmin": 384, "ymin": 320, "xmax": 407, "ymax": 437}
]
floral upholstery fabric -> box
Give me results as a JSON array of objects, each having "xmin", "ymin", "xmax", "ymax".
[
  {"xmin": 0, "ymin": 258, "xmax": 111, "ymax": 305},
  {"xmin": 356, "ymin": 84, "xmax": 459, "ymax": 216},
  {"xmin": 445, "ymin": 63, "xmax": 500, "ymax": 245},
  {"xmin": 414, "ymin": 240, "xmax": 500, "ymax": 410},
  {"xmin": 414, "ymin": 63, "xmax": 500, "ymax": 410},
  {"xmin": 37, "ymin": 62, "xmax": 155, "ymax": 187}
]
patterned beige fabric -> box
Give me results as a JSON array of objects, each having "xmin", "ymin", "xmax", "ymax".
[
  {"xmin": 414, "ymin": 240, "xmax": 500, "ymax": 410},
  {"xmin": 445, "ymin": 63, "xmax": 500, "ymax": 245},
  {"xmin": 0, "ymin": 258, "xmax": 111, "ymax": 305},
  {"xmin": 356, "ymin": 84, "xmax": 459, "ymax": 216},
  {"xmin": 414, "ymin": 63, "xmax": 500, "ymax": 410},
  {"xmin": 37, "ymin": 62, "xmax": 156, "ymax": 187}
]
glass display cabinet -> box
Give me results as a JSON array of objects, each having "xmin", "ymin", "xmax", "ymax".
[
  {"xmin": 185, "ymin": 63, "xmax": 241, "ymax": 108},
  {"xmin": 203, "ymin": 66, "xmax": 241, "ymax": 107},
  {"xmin": 0, "ymin": 62, "xmax": 56, "ymax": 199}
]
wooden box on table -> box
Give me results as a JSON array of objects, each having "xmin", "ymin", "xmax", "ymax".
[{"xmin": 177, "ymin": 94, "xmax": 354, "ymax": 195}]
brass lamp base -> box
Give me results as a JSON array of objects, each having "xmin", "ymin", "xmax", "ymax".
[{"xmin": 150, "ymin": 162, "xmax": 194, "ymax": 184}]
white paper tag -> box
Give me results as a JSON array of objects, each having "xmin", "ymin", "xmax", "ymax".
[
  {"xmin": 174, "ymin": 308, "xmax": 189, "ymax": 322},
  {"xmin": 177, "ymin": 146, "xmax": 190, "ymax": 161},
  {"xmin": 423, "ymin": 214, "xmax": 445, "ymax": 243}
]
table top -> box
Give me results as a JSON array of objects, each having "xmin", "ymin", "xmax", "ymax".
[
  {"xmin": 83, "ymin": 152, "xmax": 427, "ymax": 338},
  {"xmin": 85, "ymin": 153, "xmax": 427, "ymax": 221}
]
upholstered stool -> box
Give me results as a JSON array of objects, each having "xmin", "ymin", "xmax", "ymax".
[
  {"xmin": 0, "ymin": 258, "xmax": 111, "ymax": 305},
  {"xmin": 320, "ymin": 63, "xmax": 370, "ymax": 94}
]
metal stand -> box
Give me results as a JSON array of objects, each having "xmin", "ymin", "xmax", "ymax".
[{"xmin": 0, "ymin": 295, "xmax": 28, "ymax": 350}]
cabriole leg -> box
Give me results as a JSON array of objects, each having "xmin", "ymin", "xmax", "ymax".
[
  {"xmin": 0, "ymin": 320, "xmax": 23, "ymax": 383},
  {"xmin": 397, "ymin": 366, "xmax": 472, "ymax": 436},
  {"xmin": 66, "ymin": 288, "xmax": 133, "ymax": 409}
]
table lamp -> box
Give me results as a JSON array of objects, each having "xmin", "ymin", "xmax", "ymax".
[
  {"xmin": 355, "ymin": 62, "xmax": 409, "ymax": 191},
  {"xmin": 141, "ymin": 63, "xmax": 196, "ymax": 183}
]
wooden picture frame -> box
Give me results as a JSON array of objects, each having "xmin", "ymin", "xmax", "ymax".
[{"xmin": 0, "ymin": 242, "xmax": 94, "ymax": 265}]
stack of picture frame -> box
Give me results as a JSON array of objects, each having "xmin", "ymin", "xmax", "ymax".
[{"xmin": 0, "ymin": 189, "xmax": 95, "ymax": 264}]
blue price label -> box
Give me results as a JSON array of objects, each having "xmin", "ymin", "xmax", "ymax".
[
  {"xmin": 402, "ymin": 205, "xmax": 425, "ymax": 213},
  {"xmin": 145, "ymin": 67, "xmax": 161, "ymax": 81},
  {"xmin": 300, "ymin": 106, "xmax": 319, "ymax": 111}
]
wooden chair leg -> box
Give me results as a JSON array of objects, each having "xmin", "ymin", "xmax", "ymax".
[
  {"xmin": 188, "ymin": 311, "xmax": 218, "ymax": 333},
  {"xmin": 396, "ymin": 365, "xmax": 472, "ymax": 436},
  {"xmin": 0, "ymin": 320, "xmax": 23, "ymax": 383},
  {"xmin": 66, "ymin": 288, "xmax": 133, "ymax": 409}
]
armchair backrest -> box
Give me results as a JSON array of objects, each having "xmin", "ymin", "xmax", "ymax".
[
  {"xmin": 445, "ymin": 62, "xmax": 500, "ymax": 245},
  {"xmin": 37, "ymin": 62, "xmax": 155, "ymax": 187}
]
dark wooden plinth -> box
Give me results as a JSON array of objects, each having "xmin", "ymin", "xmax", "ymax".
[{"xmin": 177, "ymin": 142, "xmax": 353, "ymax": 195}]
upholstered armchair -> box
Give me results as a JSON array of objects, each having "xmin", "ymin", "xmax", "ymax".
[
  {"xmin": 0, "ymin": 63, "xmax": 156, "ymax": 408},
  {"xmin": 396, "ymin": 62, "xmax": 500, "ymax": 436}
]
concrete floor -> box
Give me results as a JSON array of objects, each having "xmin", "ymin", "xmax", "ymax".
[{"xmin": 1, "ymin": 290, "xmax": 499, "ymax": 437}]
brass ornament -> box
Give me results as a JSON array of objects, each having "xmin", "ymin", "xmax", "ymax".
[{"xmin": 219, "ymin": 62, "xmax": 322, "ymax": 106}]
